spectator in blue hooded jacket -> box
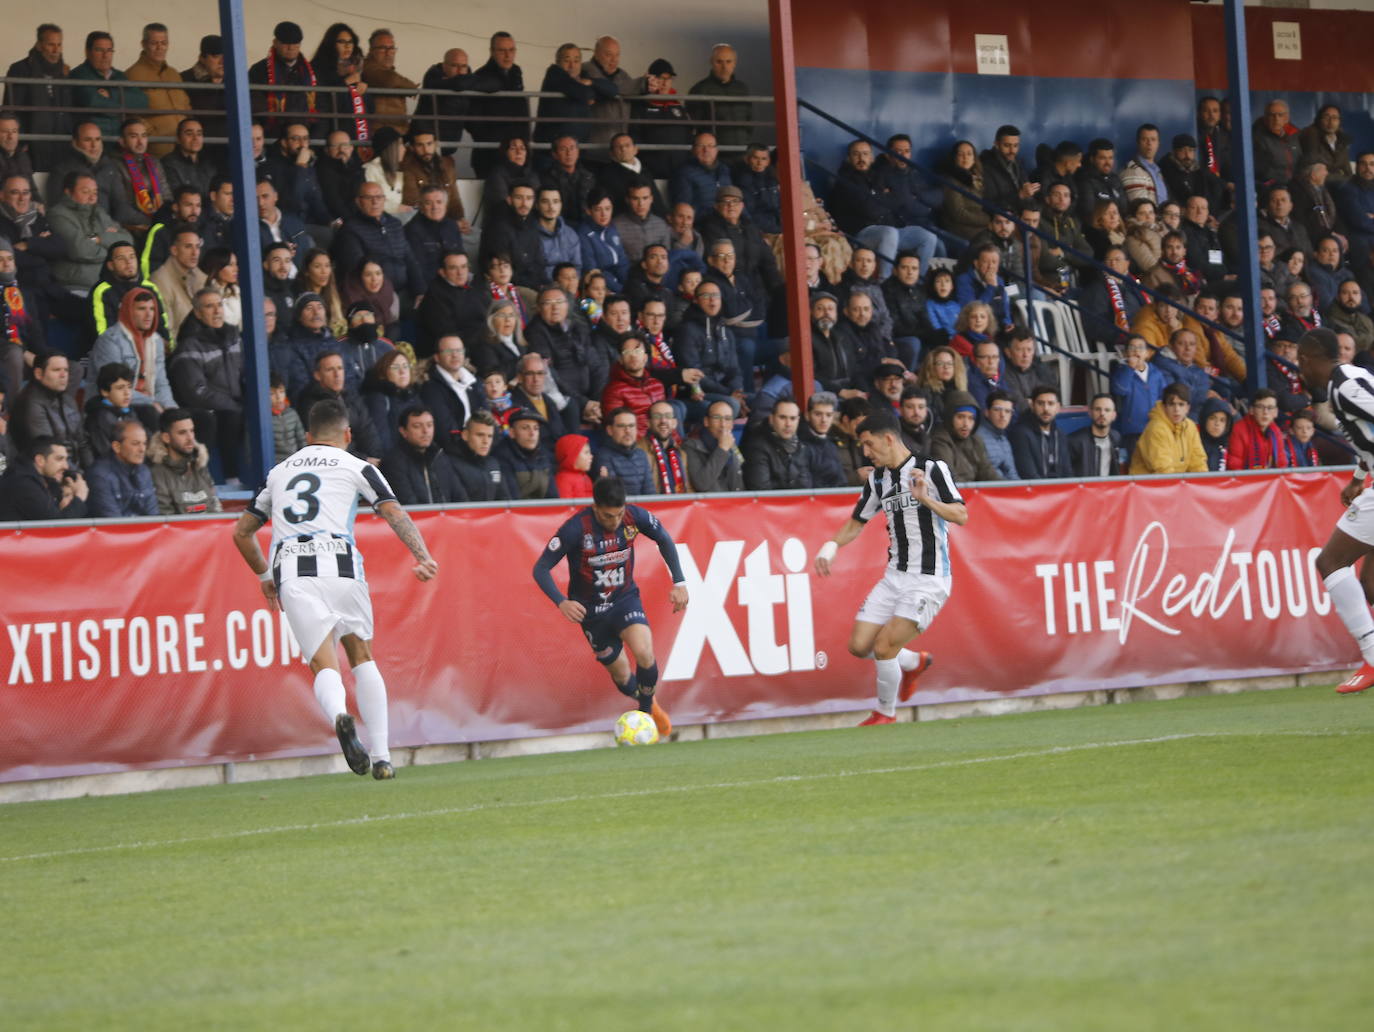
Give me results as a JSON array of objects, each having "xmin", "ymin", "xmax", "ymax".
[
  {"xmin": 1110, "ymin": 334, "xmax": 1168, "ymax": 454},
  {"xmin": 595, "ymin": 405, "xmax": 655, "ymax": 494}
]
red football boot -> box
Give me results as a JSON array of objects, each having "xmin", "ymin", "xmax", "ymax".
[
  {"xmin": 1336, "ymin": 664, "xmax": 1374, "ymax": 694},
  {"xmin": 857, "ymin": 710, "xmax": 896, "ymax": 726},
  {"xmin": 897, "ymin": 652, "xmax": 934, "ymax": 703}
]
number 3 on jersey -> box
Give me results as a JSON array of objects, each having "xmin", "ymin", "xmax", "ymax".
[{"xmin": 283, "ymin": 473, "xmax": 322, "ymax": 524}]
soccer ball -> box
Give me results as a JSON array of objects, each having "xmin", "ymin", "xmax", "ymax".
[{"xmin": 614, "ymin": 710, "xmax": 659, "ymax": 746}]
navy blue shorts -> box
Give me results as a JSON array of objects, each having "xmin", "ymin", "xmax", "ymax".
[{"xmin": 581, "ymin": 592, "xmax": 650, "ymax": 665}]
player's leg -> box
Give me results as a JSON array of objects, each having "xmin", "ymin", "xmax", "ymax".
[
  {"xmin": 852, "ymin": 575, "xmax": 902, "ymax": 724},
  {"xmin": 869, "ymin": 616, "xmax": 922, "ymax": 719},
  {"xmin": 847, "ymin": 620, "xmax": 882, "ymax": 660},
  {"xmin": 278, "ymin": 580, "xmax": 369, "ymax": 774},
  {"xmin": 1315, "ymin": 523, "xmax": 1374, "ymax": 693},
  {"xmin": 621, "ymin": 621, "xmax": 670, "ymax": 736},
  {"xmin": 341, "ymin": 635, "xmax": 394, "ymax": 779}
]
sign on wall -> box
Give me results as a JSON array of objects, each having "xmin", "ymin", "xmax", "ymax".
[
  {"xmin": 1272, "ymin": 22, "xmax": 1302, "ymax": 61},
  {"xmin": 975, "ymin": 34, "xmax": 1011, "ymax": 75}
]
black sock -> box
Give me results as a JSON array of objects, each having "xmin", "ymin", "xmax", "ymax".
[
  {"xmin": 614, "ymin": 677, "xmax": 638, "ymax": 700},
  {"xmin": 635, "ymin": 663, "xmax": 659, "ymax": 712}
]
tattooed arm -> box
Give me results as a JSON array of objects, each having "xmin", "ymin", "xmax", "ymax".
[{"xmin": 376, "ymin": 500, "xmax": 439, "ymax": 581}]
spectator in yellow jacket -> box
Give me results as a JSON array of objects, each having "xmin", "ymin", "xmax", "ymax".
[{"xmin": 1129, "ymin": 382, "xmax": 1208, "ymax": 474}]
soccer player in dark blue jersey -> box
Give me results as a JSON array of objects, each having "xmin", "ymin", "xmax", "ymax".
[{"xmin": 533, "ymin": 477, "xmax": 689, "ymax": 736}]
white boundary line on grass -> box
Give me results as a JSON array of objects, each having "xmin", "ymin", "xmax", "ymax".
[{"xmin": 2, "ymin": 729, "xmax": 1365, "ymax": 865}]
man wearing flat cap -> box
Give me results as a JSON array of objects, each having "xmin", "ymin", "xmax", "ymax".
[{"xmin": 248, "ymin": 22, "xmax": 319, "ymax": 136}]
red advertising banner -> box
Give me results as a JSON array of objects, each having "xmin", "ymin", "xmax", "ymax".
[{"xmin": 0, "ymin": 472, "xmax": 1355, "ymax": 782}]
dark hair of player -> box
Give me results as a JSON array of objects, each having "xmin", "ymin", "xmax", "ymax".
[
  {"xmin": 1299, "ymin": 327, "xmax": 1340, "ymax": 361},
  {"xmin": 593, "ymin": 476, "xmax": 627, "ymax": 509},
  {"xmin": 859, "ymin": 405, "xmax": 901, "ymax": 439},
  {"xmin": 308, "ymin": 398, "xmax": 350, "ymax": 437}
]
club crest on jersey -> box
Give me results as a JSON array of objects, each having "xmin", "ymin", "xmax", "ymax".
[
  {"xmin": 583, "ymin": 533, "xmax": 595, "ymax": 550},
  {"xmin": 548, "ymin": 536, "xmax": 561, "ymax": 551}
]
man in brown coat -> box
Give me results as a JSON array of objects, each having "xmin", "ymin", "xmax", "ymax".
[
  {"xmin": 362, "ymin": 29, "xmax": 417, "ymax": 134},
  {"xmin": 124, "ymin": 23, "xmax": 189, "ymax": 157}
]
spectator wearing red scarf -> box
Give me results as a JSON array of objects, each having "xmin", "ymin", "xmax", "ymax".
[
  {"xmin": 1225, "ymin": 390, "xmax": 1297, "ymax": 469},
  {"xmin": 248, "ymin": 22, "xmax": 318, "ymax": 137}
]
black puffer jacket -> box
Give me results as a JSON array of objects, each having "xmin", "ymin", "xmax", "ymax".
[
  {"xmin": 526, "ymin": 317, "xmax": 609, "ymax": 416},
  {"xmin": 743, "ymin": 428, "xmax": 820, "ymax": 491},
  {"xmin": 675, "ymin": 306, "xmax": 741, "ymax": 396},
  {"xmin": 380, "ymin": 440, "xmax": 468, "ymax": 504},
  {"xmin": 332, "ymin": 211, "xmax": 425, "ymax": 295},
  {"xmin": 169, "ymin": 314, "xmax": 243, "ymax": 413}
]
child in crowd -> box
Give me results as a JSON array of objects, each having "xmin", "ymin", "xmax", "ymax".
[
  {"xmin": 270, "ymin": 372, "xmax": 306, "ymax": 463},
  {"xmin": 481, "ymin": 368, "xmax": 515, "ymax": 428},
  {"xmin": 1289, "ymin": 409, "xmax": 1319, "ymax": 466},
  {"xmin": 924, "ymin": 267, "xmax": 960, "ymax": 344},
  {"xmin": 1199, "ymin": 397, "xmax": 1234, "ymax": 471}
]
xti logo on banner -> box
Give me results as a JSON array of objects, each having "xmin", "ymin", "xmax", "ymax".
[{"xmin": 663, "ymin": 538, "xmax": 818, "ymax": 680}]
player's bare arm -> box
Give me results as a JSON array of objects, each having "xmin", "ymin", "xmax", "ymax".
[
  {"xmin": 911, "ymin": 468, "xmax": 969, "ymax": 526},
  {"xmin": 815, "ymin": 518, "xmax": 866, "ymax": 577},
  {"xmin": 1341, "ymin": 467, "xmax": 1367, "ymax": 507},
  {"xmin": 231, "ymin": 511, "xmax": 278, "ymax": 609},
  {"xmin": 377, "ymin": 500, "xmax": 439, "ymax": 581}
]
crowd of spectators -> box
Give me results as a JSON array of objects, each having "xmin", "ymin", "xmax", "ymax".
[{"xmin": 0, "ymin": 21, "xmax": 1367, "ymax": 519}]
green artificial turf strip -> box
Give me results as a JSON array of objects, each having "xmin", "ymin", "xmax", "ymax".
[{"xmin": 2, "ymin": 686, "xmax": 1371, "ymax": 1031}]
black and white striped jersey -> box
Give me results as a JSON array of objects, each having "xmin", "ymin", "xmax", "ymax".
[
  {"xmin": 852, "ymin": 456, "xmax": 962, "ymax": 576},
  {"xmin": 1328, "ymin": 364, "xmax": 1374, "ymax": 471},
  {"xmin": 248, "ymin": 445, "xmax": 397, "ymax": 584}
]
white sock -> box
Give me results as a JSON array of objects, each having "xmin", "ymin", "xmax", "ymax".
[
  {"xmin": 896, "ymin": 648, "xmax": 924, "ymax": 672},
  {"xmin": 352, "ymin": 661, "xmax": 391, "ymax": 762},
  {"xmin": 1323, "ymin": 567, "xmax": 1374, "ymax": 664},
  {"xmin": 874, "ymin": 658, "xmax": 901, "ymax": 716},
  {"xmin": 313, "ymin": 667, "xmax": 347, "ymax": 724}
]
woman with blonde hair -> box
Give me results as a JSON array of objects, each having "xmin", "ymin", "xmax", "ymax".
[
  {"xmin": 917, "ymin": 344, "xmax": 968, "ymax": 423},
  {"xmin": 949, "ymin": 301, "xmax": 994, "ymax": 359}
]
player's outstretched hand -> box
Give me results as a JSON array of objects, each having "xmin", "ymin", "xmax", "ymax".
[
  {"xmin": 1341, "ymin": 477, "xmax": 1366, "ymax": 507},
  {"xmin": 814, "ymin": 555, "xmax": 833, "ymax": 577},
  {"xmin": 259, "ymin": 579, "xmax": 280, "ymax": 612},
  {"xmin": 669, "ymin": 584, "xmax": 689, "ymax": 613},
  {"xmin": 413, "ymin": 558, "xmax": 439, "ymax": 582},
  {"xmin": 558, "ymin": 599, "xmax": 587, "ymax": 623}
]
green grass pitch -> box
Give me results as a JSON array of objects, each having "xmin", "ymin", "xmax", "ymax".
[{"xmin": 2, "ymin": 686, "xmax": 1371, "ymax": 1031}]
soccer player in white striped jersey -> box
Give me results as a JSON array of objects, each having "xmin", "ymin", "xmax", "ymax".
[
  {"xmin": 232, "ymin": 398, "xmax": 439, "ymax": 778},
  {"xmin": 815, "ymin": 405, "xmax": 968, "ymax": 724},
  {"xmin": 1299, "ymin": 328, "xmax": 1374, "ymax": 694}
]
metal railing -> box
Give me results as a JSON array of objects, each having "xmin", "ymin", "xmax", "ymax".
[{"xmin": 1, "ymin": 74, "xmax": 776, "ymax": 151}]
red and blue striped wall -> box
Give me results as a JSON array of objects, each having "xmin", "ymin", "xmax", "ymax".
[{"xmin": 794, "ymin": 0, "xmax": 1374, "ymax": 178}]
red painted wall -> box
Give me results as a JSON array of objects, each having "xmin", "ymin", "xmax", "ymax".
[
  {"xmin": 1192, "ymin": 7, "xmax": 1374, "ymax": 94},
  {"xmin": 793, "ymin": 0, "xmax": 1194, "ymax": 81}
]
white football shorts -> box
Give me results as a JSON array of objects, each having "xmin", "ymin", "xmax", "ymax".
[
  {"xmin": 278, "ymin": 578, "xmax": 375, "ymax": 659},
  {"xmin": 856, "ymin": 570, "xmax": 950, "ymax": 630},
  {"xmin": 1338, "ymin": 486, "xmax": 1374, "ymax": 547}
]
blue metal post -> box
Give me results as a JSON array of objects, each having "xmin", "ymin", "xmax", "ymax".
[
  {"xmin": 1224, "ymin": 0, "xmax": 1263, "ymax": 397},
  {"xmin": 218, "ymin": 0, "xmax": 271, "ymax": 484}
]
